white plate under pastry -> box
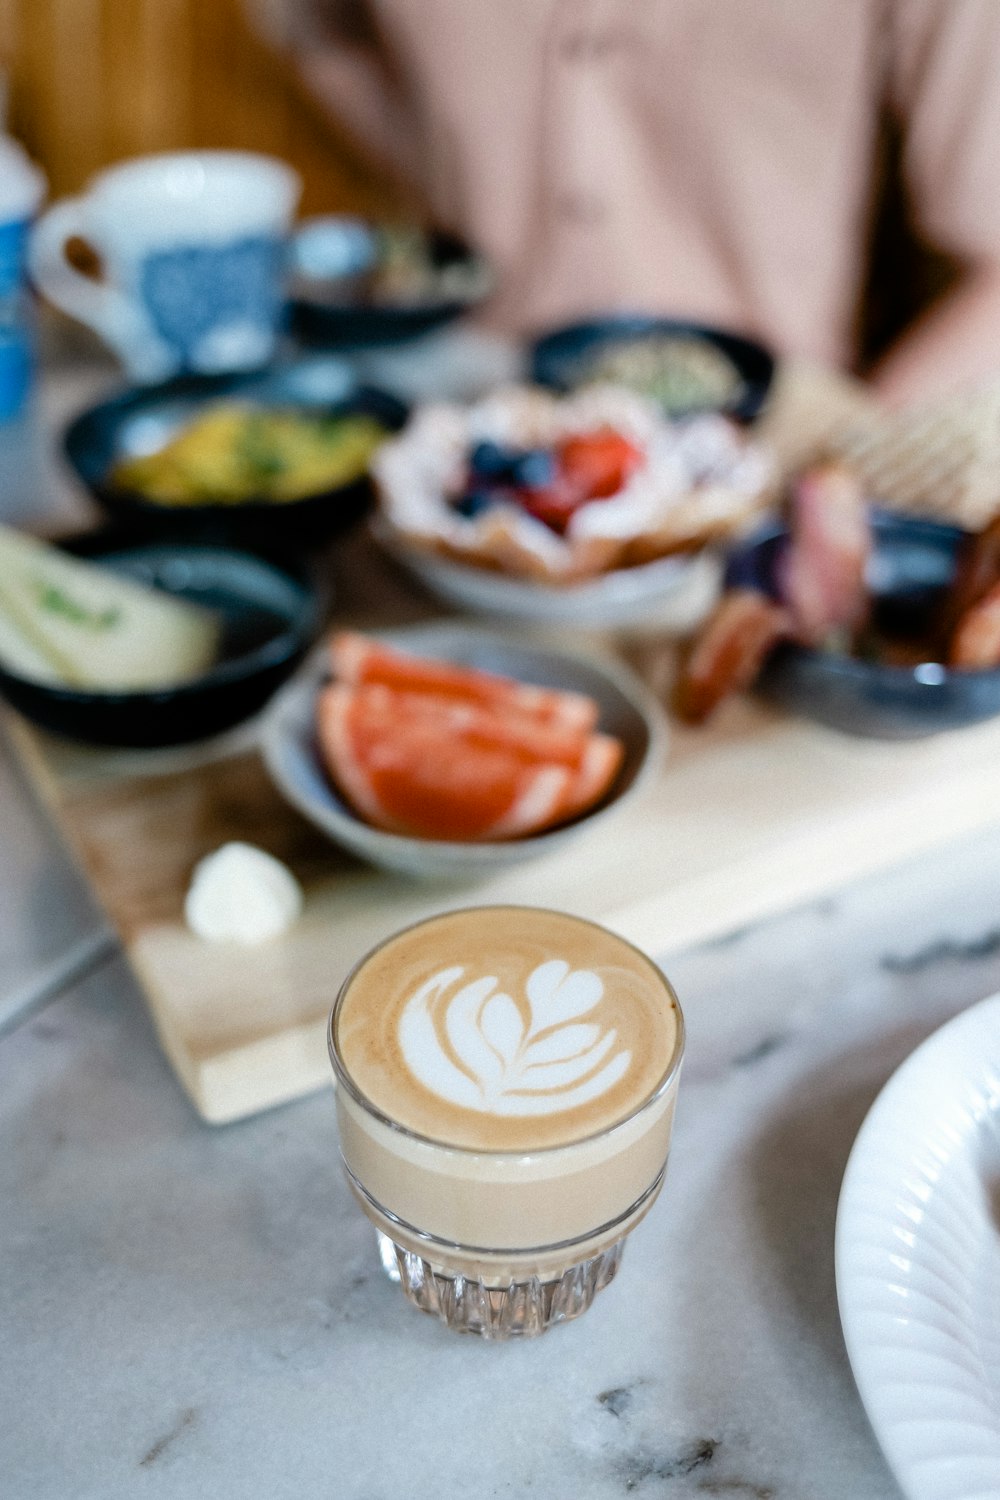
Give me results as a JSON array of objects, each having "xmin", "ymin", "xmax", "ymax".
[
  {"xmin": 836, "ymin": 992, "xmax": 1000, "ymax": 1500},
  {"xmin": 373, "ymin": 518, "xmax": 722, "ymax": 631}
]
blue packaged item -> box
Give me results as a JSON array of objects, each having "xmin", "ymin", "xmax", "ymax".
[{"xmin": 0, "ymin": 138, "xmax": 46, "ymax": 422}]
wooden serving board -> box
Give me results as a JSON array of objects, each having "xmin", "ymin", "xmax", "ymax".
[{"xmin": 11, "ymin": 532, "xmax": 1000, "ymax": 1124}]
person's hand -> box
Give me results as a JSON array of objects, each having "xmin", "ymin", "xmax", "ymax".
[{"xmin": 871, "ymin": 260, "xmax": 1000, "ymax": 409}]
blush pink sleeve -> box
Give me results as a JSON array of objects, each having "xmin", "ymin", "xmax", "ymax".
[
  {"xmin": 888, "ymin": 0, "xmax": 1000, "ymax": 261},
  {"xmin": 242, "ymin": 0, "xmax": 423, "ymax": 185}
]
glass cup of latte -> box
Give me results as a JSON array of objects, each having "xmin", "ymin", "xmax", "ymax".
[{"xmin": 328, "ymin": 906, "xmax": 684, "ymax": 1339}]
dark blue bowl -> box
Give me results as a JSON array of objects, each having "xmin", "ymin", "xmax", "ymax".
[
  {"xmin": 63, "ymin": 357, "xmax": 408, "ymax": 554},
  {"xmin": 530, "ymin": 315, "xmax": 775, "ymax": 423},
  {"xmin": 726, "ymin": 511, "xmax": 1000, "ymax": 739},
  {"xmin": 0, "ymin": 533, "xmax": 324, "ymax": 747},
  {"xmin": 291, "ymin": 229, "xmax": 491, "ymax": 348}
]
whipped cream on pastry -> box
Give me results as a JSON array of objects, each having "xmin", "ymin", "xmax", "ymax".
[{"xmin": 373, "ymin": 385, "xmax": 772, "ymax": 582}]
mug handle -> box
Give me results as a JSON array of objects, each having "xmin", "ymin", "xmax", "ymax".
[{"xmin": 28, "ymin": 199, "xmax": 173, "ymax": 381}]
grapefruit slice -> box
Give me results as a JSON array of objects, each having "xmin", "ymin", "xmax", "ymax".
[
  {"xmin": 317, "ymin": 683, "xmax": 623, "ymax": 842},
  {"xmin": 347, "ymin": 684, "xmax": 617, "ymax": 768},
  {"xmin": 331, "ymin": 632, "xmax": 599, "ymax": 732}
]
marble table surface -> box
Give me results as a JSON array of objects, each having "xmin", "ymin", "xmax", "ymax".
[{"xmin": 5, "ymin": 344, "xmax": 1000, "ymax": 1500}]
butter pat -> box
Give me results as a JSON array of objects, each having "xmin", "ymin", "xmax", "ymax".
[{"xmin": 184, "ymin": 843, "xmax": 303, "ymax": 945}]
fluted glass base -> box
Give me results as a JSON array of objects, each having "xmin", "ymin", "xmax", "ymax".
[{"xmin": 375, "ymin": 1229, "xmax": 625, "ymax": 1339}]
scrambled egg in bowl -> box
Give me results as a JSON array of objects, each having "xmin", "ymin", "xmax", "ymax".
[{"xmin": 111, "ymin": 402, "xmax": 388, "ymax": 506}]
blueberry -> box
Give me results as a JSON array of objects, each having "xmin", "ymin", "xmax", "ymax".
[
  {"xmin": 469, "ymin": 440, "xmax": 516, "ymax": 480},
  {"xmin": 452, "ymin": 488, "xmax": 496, "ymax": 519},
  {"xmin": 511, "ymin": 448, "xmax": 556, "ymax": 488}
]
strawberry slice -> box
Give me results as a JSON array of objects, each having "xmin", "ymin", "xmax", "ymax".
[
  {"xmin": 557, "ymin": 427, "xmax": 644, "ymax": 501},
  {"xmin": 520, "ymin": 477, "xmax": 587, "ymax": 534}
]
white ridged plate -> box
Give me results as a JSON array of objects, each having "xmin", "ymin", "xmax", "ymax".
[{"xmin": 836, "ymin": 993, "xmax": 1000, "ymax": 1500}]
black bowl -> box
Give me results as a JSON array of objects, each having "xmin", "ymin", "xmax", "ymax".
[
  {"xmin": 63, "ymin": 357, "xmax": 408, "ymax": 553},
  {"xmin": 0, "ymin": 533, "xmax": 324, "ymax": 747},
  {"xmin": 291, "ymin": 228, "xmax": 491, "ymax": 348},
  {"xmin": 530, "ymin": 315, "xmax": 775, "ymax": 423},
  {"xmin": 726, "ymin": 511, "xmax": 1000, "ymax": 739}
]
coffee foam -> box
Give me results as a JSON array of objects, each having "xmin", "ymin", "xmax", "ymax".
[{"xmin": 334, "ymin": 907, "xmax": 680, "ymax": 1151}]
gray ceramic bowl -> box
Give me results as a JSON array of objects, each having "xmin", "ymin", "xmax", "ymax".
[
  {"xmin": 727, "ymin": 512, "xmax": 1000, "ymax": 739},
  {"xmin": 260, "ymin": 623, "xmax": 665, "ymax": 878}
]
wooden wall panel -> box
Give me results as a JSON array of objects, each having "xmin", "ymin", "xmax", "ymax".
[
  {"xmin": 17, "ymin": 0, "xmax": 106, "ymax": 190},
  {"xmin": 0, "ymin": 0, "xmax": 405, "ymax": 217},
  {"xmin": 0, "ymin": 0, "xmax": 18, "ymax": 83},
  {"xmin": 102, "ymin": 0, "xmax": 194, "ymax": 162}
]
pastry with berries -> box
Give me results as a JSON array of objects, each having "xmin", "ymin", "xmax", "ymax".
[{"xmin": 374, "ymin": 385, "xmax": 772, "ymax": 583}]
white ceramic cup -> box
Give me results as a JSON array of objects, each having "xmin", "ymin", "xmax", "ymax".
[{"xmin": 29, "ymin": 150, "xmax": 301, "ymax": 382}]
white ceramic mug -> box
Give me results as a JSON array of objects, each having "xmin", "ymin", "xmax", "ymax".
[{"xmin": 29, "ymin": 151, "xmax": 301, "ymax": 382}]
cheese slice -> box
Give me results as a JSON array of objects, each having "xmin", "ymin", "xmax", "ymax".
[{"xmin": 0, "ymin": 526, "xmax": 220, "ymax": 690}]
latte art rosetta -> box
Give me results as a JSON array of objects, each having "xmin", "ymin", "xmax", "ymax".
[{"xmin": 398, "ymin": 958, "xmax": 632, "ymax": 1116}]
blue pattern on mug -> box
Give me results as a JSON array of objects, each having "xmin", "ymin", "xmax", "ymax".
[{"xmin": 139, "ymin": 234, "xmax": 285, "ymax": 370}]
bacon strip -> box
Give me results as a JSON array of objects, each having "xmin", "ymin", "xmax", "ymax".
[
  {"xmin": 675, "ymin": 589, "xmax": 795, "ymax": 724},
  {"xmin": 949, "ymin": 580, "xmax": 1000, "ymax": 668},
  {"xmin": 949, "ymin": 515, "xmax": 1000, "ymax": 620},
  {"xmin": 778, "ymin": 461, "xmax": 870, "ymax": 645},
  {"xmin": 942, "ymin": 514, "xmax": 1000, "ymax": 664}
]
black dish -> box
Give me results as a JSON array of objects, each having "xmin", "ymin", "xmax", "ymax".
[
  {"xmin": 726, "ymin": 511, "xmax": 1000, "ymax": 740},
  {"xmin": 291, "ymin": 228, "xmax": 491, "ymax": 348},
  {"xmin": 530, "ymin": 315, "xmax": 775, "ymax": 423},
  {"xmin": 63, "ymin": 357, "xmax": 408, "ymax": 553},
  {"xmin": 0, "ymin": 533, "xmax": 324, "ymax": 747}
]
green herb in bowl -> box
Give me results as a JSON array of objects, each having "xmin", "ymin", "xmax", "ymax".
[{"xmin": 582, "ymin": 334, "xmax": 745, "ymax": 416}]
